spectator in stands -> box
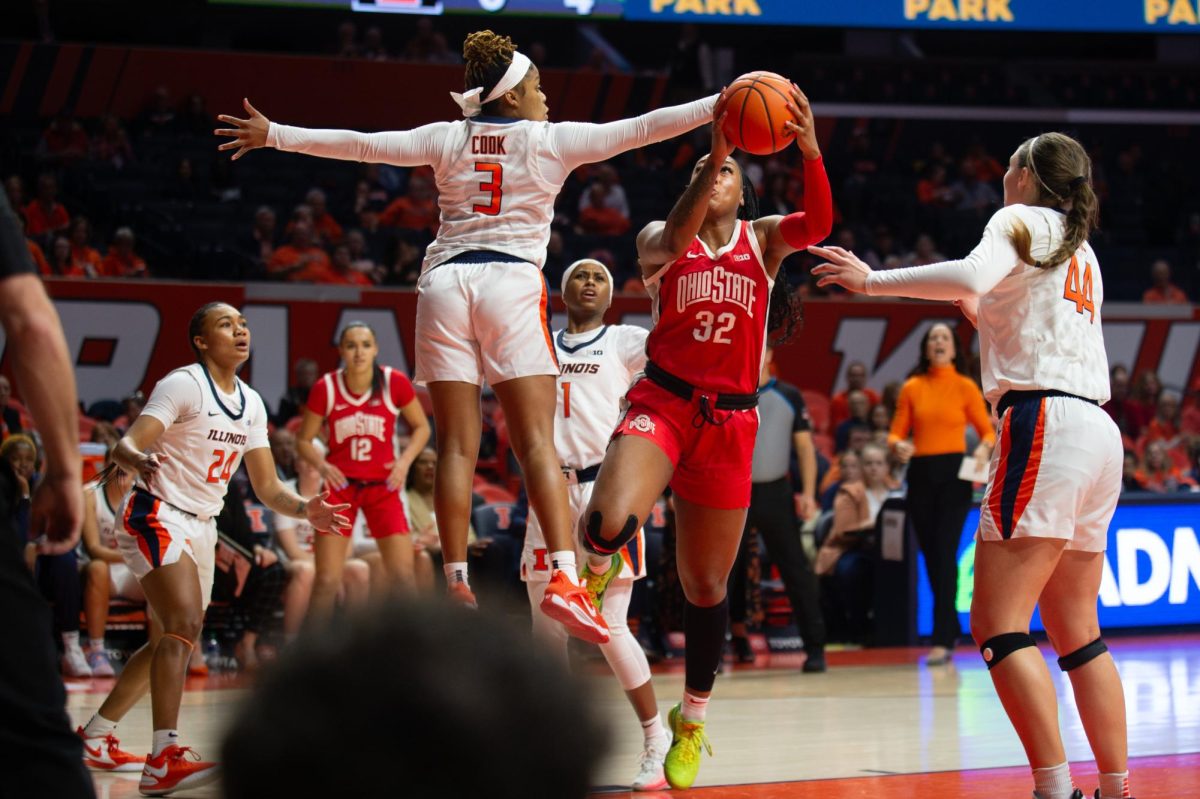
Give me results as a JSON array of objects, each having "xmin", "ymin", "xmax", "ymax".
[
  {"xmin": 4, "ymin": 176, "xmax": 25, "ymax": 216},
  {"xmin": 47, "ymin": 235, "xmax": 85, "ymax": 278},
  {"xmin": 1102, "ymin": 365, "xmax": 1132, "ymax": 435},
  {"xmin": 403, "ymin": 448, "xmax": 492, "ymax": 594},
  {"xmin": 268, "ymin": 221, "xmax": 333, "ymax": 282},
  {"xmin": 178, "ymin": 93, "xmax": 214, "ymax": 136},
  {"xmin": 275, "ymin": 358, "xmax": 318, "ymax": 425},
  {"xmin": 1141, "ymin": 389, "xmax": 1182, "ymax": 449},
  {"xmin": 830, "ymin": 361, "xmax": 880, "ymax": 428},
  {"xmin": 577, "ymin": 181, "xmax": 631, "ymax": 236},
  {"xmin": 386, "ymin": 236, "xmax": 423, "ymax": 286},
  {"xmin": 360, "ymin": 25, "xmax": 388, "ymax": 60},
  {"xmin": 25, "ymin": 234, "xmax": 50, "ymax": 276},
  {"xmin": 901, "ymin": 233, "xmax": 945, "ymax": 268},
  {"xmin": 165, "ymin": 157, "xmax": 204, "ymax": 201},
  {"xmin": 819, "ymin": 447, "xmax": 860, "ymax": 514},
  {"xmin": 115, "ymin": 391, "xmax": 145, "ymax": 432},
  {"xmin": 90, "ymin": 114, "xmax": 134, "ymax": 170},
  {"xmin": 37, "ymin": 111, "xmax": 90, "ymax": 167},
  {"xmin": 872, "ymin": 226, "xmax": 904, "ymax": 270},
  {"xmin": 1121, "ymin": 451, "xmax": 1145, "ymax": 493},
  {"xmin": 355, "ymin": 199, "xmax": 393, "ymax": 266},
  {"xmin": 306, "ymin": 188, "xmax": 343, "ymax": 246},
  {"xmin": 1126, "ymin": 370, "xmax": 1161, "ymax": 440},
  {"xmin": 67, "ymin": 217, "xmax": 102, "ymax": 276},
  {"xmin": 816, "ymin": 443, "xmax": 895, "ymax": 643},
  {"xmin": 543, "ymin": 229, "xmax": 569, "ymax": 285},
  {"xmin": 98, "ymin": 227, "xmax": 147, "ymax": 278},
  {"xmin": 23, "ymin": 174, "xmax": 70, "ymax": 240},
  {"xmin": 667, "ymin": 24, "xmax": 715, "ymax": 99},
  {"xmin": 326, "ymin": 244, "xmax": 373, "ymax": 285},
  {"xmin": 136, "ymin": 85, "xmax": 177, "ymax": 136},
  {"xmin": 344, "ymin": 228, "xmax": 381, "ymax": 280},
  {"xmin": 1182, "ymin": 378, "xmax": 1200, "ymax": 437},
  {"xmin": 381, "ymin": 168, "xmax": 439, "ymax": 235},
  {"xmin": 834, "ymin": 390, "xmax": 871, "ymax": 453},
  {"xmin": 0, "ymin": 376, "xmax": 21, "ymax": 440},
  {"xmin": 79, "ymin": 457, "xmax": 138, "ymax": 678},
  {"xmin": 836, "ymin": 228, "xmax": 882, "ymax": 272},
  {"xmin": 1142, "ymin": 259, "xmax": 1188, "ymax": 304},
  {"xmin": 241, "ymin": 205, "xmax": 279, "ymax": 273},
  {"xmin": 403, "ymin": 18, "xmax": 458, "ymax": 64},
  {"xmin": 1136, "ymin": 440, "xmax": 1197, "ymax": 493},
  {"xmin": 951, "ymin": 157, "xmax": 1000, "ymax": 220},
  {"xmin": 335, "ymin": 20, "xmax": 360, "ymax": 58},
  {"xmin": 916, "ymin": 163, "xmax": 955, "ymax": 208}
]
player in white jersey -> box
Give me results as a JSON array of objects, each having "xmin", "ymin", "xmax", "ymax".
[
  {"xmin": 79, "ymin": 452, "xmax": 139, "ymax": 679},
  {"xmin": 520, "ymin": 259, "xmax": 668, "ymax": 791},
  {"xmin": 215, "ymin": 30, "xmax": 715, "ymax": 643},
  {"xmin": 78, "ymin": 302, "xmax": 350, "ymax": 797},
  {"xmin": 811, "ymin": 132, "xmax": 1131, "ymax": 799}
]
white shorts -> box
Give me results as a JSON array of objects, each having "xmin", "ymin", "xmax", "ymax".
[
  {"xmin": 977, "ymin": 394, "xmax": 1122, "ymax": 552},
  {"xmin": 109, "ymin": 562, "xmax": 145, "ymax": 603},
  {"xmin": 115, "ymin": 489, "xmax": 218, "ymax": 610},
  {"xmin": 520, "ymin": 478, "xmax": 646, "ymax": 582},
  {"xmin": 414, "ymin": 259, "xmax": 558, "ymax": 387}
]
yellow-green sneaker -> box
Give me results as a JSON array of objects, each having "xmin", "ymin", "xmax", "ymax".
[
  {"xmin": 580, "ymin": 553, "xmax": 623, "ymax": 611},
  {"xmin": 663, "ymin": 702, "xmax": 712, "ymax": 790}
]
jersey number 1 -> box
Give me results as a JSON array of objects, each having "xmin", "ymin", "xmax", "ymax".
[
  {"xmin": 1062, "ymin": 255, "xmax": 1095, "ymax": 323},
  {"xmin": 473, "ymin": 162, "xmax": 503, "ymax": 216},
  {"xmin": 206, "ymin": 449, "xmax": 237, "ymax": 485}
]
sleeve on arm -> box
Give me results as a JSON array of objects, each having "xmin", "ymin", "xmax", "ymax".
[
  {"xmin": 777, "ymin": 157, "xmax": 834, "ymax": 249},
  {"xmin": 267, "ymin": 122, "xmax": 451, "ymax": 168},
  {"xmin": 305, "ymin": 378, "xmax": 330, "ymax": 418},
  {"xmin": 140, "ymin": 370, "xmax": 202, "ymax": 428},
  {"xmin": 782, "ymin": 385, "xmax": 812, "ymax": 433},
  {"xmin": 389, "ymin": 369, "xmax": 416, "ymax": 408},
  {"xmin": 865, "ymin": 207, "xmax": 1023, "ymax": 301},
  {"xmin": 888, "ymin": 381, "xmax": 914, "ymax": 444},
  {"xmin": 545, "ymin": 95, "xmax": 716, "ymax": 176},
  {"xmin": 964, "ymin": 379, "xmax": 996, "ymax": 444},
  {"xmin": 246, "ymin": 391, "xmax": 271, "ymax": 451},
  {"xmin": 620, "ymin": 326, "xmax": 649, "ymax": 375}
]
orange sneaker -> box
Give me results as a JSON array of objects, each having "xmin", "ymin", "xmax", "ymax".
[
  {"xmin": 78, "ymin": 727, "xmax": 145, "ymax": 772},
  {"xmin": 138, "ymin": 745, "xmax": 220, "ymax": 796},
  {"xmin": 447, "ymin": 581, "xmax": 478, "ymax": 609},
  {"xmin": 539, "ymin": 570, "xmax": 611, "ymax": 644}
]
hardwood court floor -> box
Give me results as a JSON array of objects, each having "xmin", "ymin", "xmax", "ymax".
[{"xmin": 72, "ymin": 632, "xmax": 1200, "ymax": 798}]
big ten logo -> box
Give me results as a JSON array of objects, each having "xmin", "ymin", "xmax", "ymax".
[
  {"xmin": 904, "ymin": 0, "xmax": 1014, "ymax": 22},
  {"xmin": 648, "ymin": 0, "xmax": 762, "ymax": 16},
  {"xmin": 1145, "ymin": 0, "xmax": 1200, "ymax": 24}
]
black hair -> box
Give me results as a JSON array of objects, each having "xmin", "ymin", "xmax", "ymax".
[
  {"xmin": 733, "ymin": 163, "xmax": 803, "ymax": 345},
  {"xmin": 188, "ymin": 301, "xmax": 230, "ymax": 362},
  {"xmin": 912, "ymin": 322, "xmax": 966, "ymax": 377},
  {"xmin": 405, "ymin": 447, "xmax": 436, "ymax": 491},
  {"xmin": 338, "ymin": 321, "xmax": 384, "ymax": 398}
]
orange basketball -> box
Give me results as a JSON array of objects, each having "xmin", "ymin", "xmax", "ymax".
[{"xmin": 720, "ymin": 71, "xmax": 797, "ymax": 156}]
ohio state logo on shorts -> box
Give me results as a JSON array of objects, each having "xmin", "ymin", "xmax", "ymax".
[{"xmin": 628, "ymin": 414, "xmax": 656, "ymax": 434}]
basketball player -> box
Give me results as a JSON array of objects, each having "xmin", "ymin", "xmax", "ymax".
[
  {"xmin": 579, "ymin": 85, "xmax": 832, "ymax": 790},
  {"xmin": 521, "ymin": 258, "xmax": 667, "ymax": 791},
  {"xmin": 296, "ymin": 321, "xmax": 430, "ymax": 618},
  {"xmin": 78, "ymin": 302, "xmax": 350, "ymax": 796},
  {"xmin": 811, "ymin": 132, "xmax": 1131, "ymax": 799},
  {"xmin": 214, "ymin": 30, "xmax": 717, "ymax": 643}
]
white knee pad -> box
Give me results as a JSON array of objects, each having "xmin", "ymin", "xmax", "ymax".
[{"xmin": 599, "ymin": 579, "xmax": 651, "ymax": 690}]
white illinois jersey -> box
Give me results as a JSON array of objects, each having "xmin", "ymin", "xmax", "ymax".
[
  {"xmin": 554, "ymin": 324, "xmax": 648, "ymax": 470},
  {"xmin": 867, "ymin": 204, "xmax": 1111, "ymax": 406},
  {"xmin": 137, "ymin": 363, "xmax": 270, "ymax": 518}
]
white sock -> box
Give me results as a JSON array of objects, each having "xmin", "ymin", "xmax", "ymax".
[
  {"xmin": 83, "ymin": 713, "xmax": 118, "ymax": 739},
  {"xmin": 681, "ymin": 691, "xmax": 709, "ymax": 723},
  {"xmin": 152, "ymin": 730, "xmax": 179, "ymax": 757},
  {"xmin": 87, "ymin": 639, "xmax": 106, "ymax": 653},
  {"xmin": 62, "ymin": 630, "xmax": 81, "ymax": 650},
  {"xmin": 550, "ymin": 550, "xmax": 578, "ymax": 583},
  {"xmin": 443, "ymin": 562, "xmax": 470, "ymax": 588},
  {"xmin": 1098, "ymin": 771, "xmax": 1130, "ymax": 799},
  {"xmin": 587, "ymin": 553, "xmax": 613, "ymax": 574},
  {"xmin": 640, "ymin": 714, "xmax": 666, "ymax": 745},
  {"xmin": 1032, "ymin": 762, "xmax": 1075, "ymax": 799}
]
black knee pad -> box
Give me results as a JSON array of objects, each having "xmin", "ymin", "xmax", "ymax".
[
  {"xmin": 1057, "ymin": 638, "xmax": 1108, "ymax": 672},
  {"xmin": 980, "ymin": 632, "xmax": 1036, "ymax": 670},
  {"xmin": 582, "ymin": 511, "xmax": 639, "ymax": 556}
]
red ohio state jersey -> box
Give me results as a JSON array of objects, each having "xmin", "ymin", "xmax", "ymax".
[
  {"xmin": 306, "ymin": 367, "xmax": 415, "ymax": 481},
  {"xmin": 646, "ymin": 220, "xmax": 774, "ymax": 395}
]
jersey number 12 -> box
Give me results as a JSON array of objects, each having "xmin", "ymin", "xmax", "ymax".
[
  {"xmin": 1062, "ymin": 255, "xmax": 1095, "ymax": 323},
  {"xmin": 473, "ymin": 162, "xmax": 503, "ymax": 216}
]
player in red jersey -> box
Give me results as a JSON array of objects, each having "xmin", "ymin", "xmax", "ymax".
[
  {"xmin": 579, "ymin": 86, "xmax": 832, "ymax": 790},
  {"xmin": 296, "ymin": 321, "xmax": 431, "ymax": 619}
]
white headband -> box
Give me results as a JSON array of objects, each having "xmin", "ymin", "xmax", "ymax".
[
  {"xmin": 561, "ymin": 259, "xmax": 614, "ymax": 310},
  {"xmin": 450, "ymin": 51, "xmax": 532, "ymax": 118}
]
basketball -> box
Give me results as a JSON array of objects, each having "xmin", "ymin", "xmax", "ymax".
[{"xmin": 720, "ymin": 71, "xmax": 797, "ymax": 156}]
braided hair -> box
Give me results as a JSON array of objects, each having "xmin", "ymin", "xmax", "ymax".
[
  {"xmin": 734, "ymin": 166, "xmax": 803, "ymax": 345},
  {"xmin": 462, "ymin": 31, "xmax": 520, "ymax": 117}
]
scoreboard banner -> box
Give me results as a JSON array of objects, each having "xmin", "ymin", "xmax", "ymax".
[
  {"xmin": 623, "ymin": 0, "xmax": 1200, "ymax": 33},
  {"xmin": 351, "ymin": 0, "xmax": 623, "ymax": 16}
]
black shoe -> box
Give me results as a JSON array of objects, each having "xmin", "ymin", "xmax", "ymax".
[
  {"xmin": 729, "ymin": 635, "xmax": 755, "ymax": 664},
  {"xmin": 1091, "ymin": 790, "xmax": 1134, "ymax": 799},
  {"xmin": 802, "ymin": 649, "xmax": 826, "ymax": 673},
  {"xmin": 1035, "ymin": 790, "xmax": 1084, "ymax": 799}
]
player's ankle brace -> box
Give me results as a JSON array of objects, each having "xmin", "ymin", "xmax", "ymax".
[
  {"xmin": 582, "ymin": 511, "xmax": 638, "ymax": 556},
  {"xmin": 1057, "ymin": 638, "xmax": 1108, "ymax": 671},
  {"xmin": 979, "ymin": 632, "xmax": 1035, "ymax": 670}
]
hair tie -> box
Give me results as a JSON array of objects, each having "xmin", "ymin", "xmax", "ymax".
[
  {"xmin": 451, "ymin": 51, "xmax": 532, "ymax": 118},
  {"xmin": 1068, "ymin": 176, "xmax": 1086, "ymax": 191}
]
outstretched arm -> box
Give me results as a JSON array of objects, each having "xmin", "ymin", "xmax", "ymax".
[{"xmin": 215, "ymin": 98, "xmax": 446, "ymax": 166}]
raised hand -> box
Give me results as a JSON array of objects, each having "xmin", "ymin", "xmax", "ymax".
[
  {"xmin": 784, "ymin": 84, "xmax": 819, "ymax": 160},
  {"xmin": 214, "ymin": 98, "xmax": 271, "ymax": 160},
  {"xmin": 711, "ymin": 88, "xmax": 736, "ymax": 164},
  {"xmin": 808, "ymin": 244, "xmax": 873, "ymax": 294}
]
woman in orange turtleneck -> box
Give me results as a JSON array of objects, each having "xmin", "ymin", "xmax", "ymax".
[{"xmin": 890, "ymin": 322, "xmax": 994, "ymax": 664}]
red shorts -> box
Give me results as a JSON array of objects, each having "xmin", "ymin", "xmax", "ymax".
[
  {"xmin": 325, "ymin": 481, "xmax": 409, "ymax": 538},
  {"xmin": 614, "ymin": 378, "xmax": 758, "ymax": 510}
]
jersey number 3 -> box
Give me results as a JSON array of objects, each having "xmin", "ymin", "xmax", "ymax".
[
  {"xmin": 473, "ymin": 162, "xmax": 503, "ymax": 216},
  {"xmin": 1062, "ymin": 255, "xmax": 1095, "ymax": 323}
]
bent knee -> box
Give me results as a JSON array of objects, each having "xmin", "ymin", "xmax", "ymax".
[
  {"xmin": 680, "ymin": 576, "xmax": 727, "ymax": 606},
  {"xmin": 159, "ymin": 614, "xmax": 203, "ymax": 644}
]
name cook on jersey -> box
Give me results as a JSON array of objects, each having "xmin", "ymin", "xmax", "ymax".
[{"xmin": 676, "ymin": 262, "xmax": 758, "ymax": 317}]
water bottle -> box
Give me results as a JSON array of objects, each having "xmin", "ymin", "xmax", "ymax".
[{"xmin": 203, "ymin": 636, "xmax": 222, "ymax": 672}]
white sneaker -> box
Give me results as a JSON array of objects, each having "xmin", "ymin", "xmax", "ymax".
[
  {"xmin": 87, "ymin": 647, "xmax": 116, "ymax": 677},
  {"xmin": 631, "ymin": 734, "xmax": 670, "ymax": 791},
  {"xmin": 62, "ymin": 641, "xmax": 93, "ymax": 678}
]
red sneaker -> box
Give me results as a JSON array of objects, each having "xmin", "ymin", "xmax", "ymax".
[
  {"xmin": 138, "ymin": 745, "xmax": 220, "ymax": 796},
  {"xmin": 447, "ymin": 581, "xmax": 478, "ymax": 609},
  {"xmin": 539, "ymin": 570, "xmax": 611, "ymax": 644},
  {"xmin": 78, "ymin": 727, "xmax": 145, "ymax": 772}
]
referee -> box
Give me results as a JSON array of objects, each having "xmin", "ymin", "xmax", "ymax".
[
  {"xmin": 727, "ymin": 345, "xmax": 827, "ymax": 672},
  {"xmin": 0, "ymin": 190, "xmax": 94, "ymax": 797}
]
